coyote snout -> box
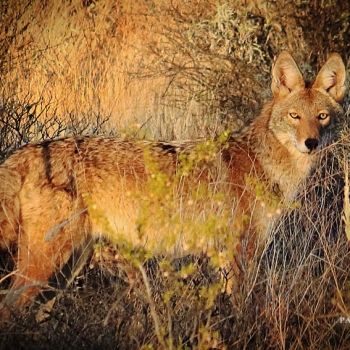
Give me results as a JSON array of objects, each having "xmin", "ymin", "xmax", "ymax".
[
  {"xmin": 0, "ymin": 50, "xmax": 346, "ymax": 318},
  {"xmin": 289, "ymin": 106, "xmax": 332, "ymax": 154}
]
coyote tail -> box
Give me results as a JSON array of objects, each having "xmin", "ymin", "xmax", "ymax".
[{"xmin": 0, "ymin": 166, "xmax": 22, "ymax": 250}]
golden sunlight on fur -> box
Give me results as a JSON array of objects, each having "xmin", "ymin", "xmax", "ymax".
[{"xmin": 0, "ymin": 51, "xmax": 346, "ymax": 318}]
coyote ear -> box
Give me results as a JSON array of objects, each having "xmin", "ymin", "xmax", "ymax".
[
  {"xmin": 313, "ymin": 53, "xmax": 346, "ymax": 102},
  {"xmin": 271, "ymin": 51, "xmax": 305, "ymax": 99}
]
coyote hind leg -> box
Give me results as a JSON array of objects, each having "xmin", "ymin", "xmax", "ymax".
[{"xmin": 1, "ymin": 199, "xmax": 91, "ymax": 316}]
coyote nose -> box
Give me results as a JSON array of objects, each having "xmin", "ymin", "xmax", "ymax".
[{"xmin": 305, "ymin": 138, "xmax": 319, "ymax": 151}]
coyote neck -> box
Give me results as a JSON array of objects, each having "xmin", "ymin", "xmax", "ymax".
[{"xmin": 246, "ymin": 102, "xmax": 316, "ymax": 202}]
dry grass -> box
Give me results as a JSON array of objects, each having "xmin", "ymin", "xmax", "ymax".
[{"xmin": 0, "ymin": 0, "xmax": 350, "ymax": 349}]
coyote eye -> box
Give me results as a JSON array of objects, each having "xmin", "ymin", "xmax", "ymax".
[
  {"xmin": 289, "ymin": 112, "xmax": 299, "ymax": 119},
  {"xmin": 318, "ymin": 113, "xmax": 329, "ymax": 120}
]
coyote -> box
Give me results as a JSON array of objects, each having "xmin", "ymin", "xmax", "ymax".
[{"xmin": 0, "ymin": 51, "xmax": 346, "ymax": 316}]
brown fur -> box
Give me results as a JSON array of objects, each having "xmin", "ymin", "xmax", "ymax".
[{"xmin": 0, "ymin": 51, "xmax": 346, "ymax": 316}]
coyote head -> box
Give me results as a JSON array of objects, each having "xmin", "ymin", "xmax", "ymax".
[{"xmin": 269, "ymin": 51, "xmax": 346, "ymax": 154}]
